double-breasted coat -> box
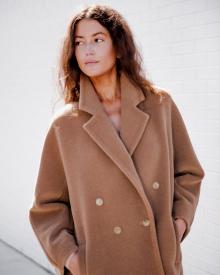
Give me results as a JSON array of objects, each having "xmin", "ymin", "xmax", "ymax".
[{"xmin": 29, "ymin": 71, "xmax": 205, "ymax": 275}]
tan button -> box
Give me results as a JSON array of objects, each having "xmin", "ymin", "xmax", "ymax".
[
  {"xmin": 142, "ymin": 219, "xmax": 150, "ymax": 227},
  {"xmin": 95, "ymin": 198, "xmax": 104, "ymax": 206},
  {"xmin": 113, "ymin": 226, "xmax": 122, "ymax": 234},
  {"xmin": 152, "ymin": 181, "xmax": 160, "ymax": 189}
]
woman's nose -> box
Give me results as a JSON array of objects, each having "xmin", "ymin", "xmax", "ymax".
[{"xmin": 85, "ymin": 42, "xmax": 95, "ymax": 54}]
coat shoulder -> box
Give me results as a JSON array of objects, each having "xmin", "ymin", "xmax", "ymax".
[
  {"xmin": 152, "ymin": 86, "xmax": 172, "ymax": 102},
  {"xmin": 49, "ymin": 102, "xmax": 79, "ymax": 126},
  {"xmin": 146, "ymin": 85, "xmax": 173, "ymax": 109}
]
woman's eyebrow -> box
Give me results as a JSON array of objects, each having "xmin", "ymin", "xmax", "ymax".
[{"xmin": 74, "ymin": 31, "xmax": 107, "ymax": 38}]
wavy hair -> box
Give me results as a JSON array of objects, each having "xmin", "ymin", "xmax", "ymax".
[{"xmin": 57, "ymin": 4, "xmax": 159, "ymax": 104}]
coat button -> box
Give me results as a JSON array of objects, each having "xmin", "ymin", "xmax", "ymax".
[
  {"xmin": 113, "ymin": 226, "xmax": 122, "ymax": 234},
  {"xmin": 141, "ymin": 219, "xmax": 150, "ymax": 227},
  {"xmin": 95, "ymin": 198, "xmax": 104, "ymax": 206},
  {"xmin": 152, "ymin": 181, "xmax": 160, "ymax": 189}
]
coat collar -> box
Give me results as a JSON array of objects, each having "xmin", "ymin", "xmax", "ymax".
[
  {"xmin": 78, "ymin": 71, "xmax": 151, "ymax": 206},
  {"xmin": 78, "ymin": 70, "xmax": 150, "ymax": 155}
]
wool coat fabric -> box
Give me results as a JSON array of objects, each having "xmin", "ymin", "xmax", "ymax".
[{"xmin": 29, "ymin": 71, "xmax": 205, "ymax": 275}]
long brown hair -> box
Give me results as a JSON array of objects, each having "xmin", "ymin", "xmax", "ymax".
[{"xmin": 57, "ymin": 4, "xmax": 159, "ymax": 104}]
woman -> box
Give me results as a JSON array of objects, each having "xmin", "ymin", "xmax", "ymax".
[{"xmin": 29, "ymin": 4, "xmax": 205, "ymax": 275}]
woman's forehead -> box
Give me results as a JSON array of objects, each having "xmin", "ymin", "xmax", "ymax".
[{"xmin": 74, "ymin": 19, "xmax": 109, "ymax": 37}]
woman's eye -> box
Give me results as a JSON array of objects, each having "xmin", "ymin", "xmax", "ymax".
[
  {"xmin": 95, "ymin": 38, "xmax": 104, "ymax": 43},
  {"xmin": 74, "ymin": 38, "xmax": 103, "ymax": 46},
  {"xmin": 75, "ymin": 41, "xmax": 83, "ymax": 46}
]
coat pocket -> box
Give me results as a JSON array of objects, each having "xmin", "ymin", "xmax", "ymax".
[
  {"xmin": 63, "ymin": 242, "xmax": 86, "ymax": 275},
  {"xmin": 172, "ymin": 218, "xmax": 182, "ymax": 264},
  {"xmin": 76, "ymin": 242, "xmax": 87, "ymax": 275}
]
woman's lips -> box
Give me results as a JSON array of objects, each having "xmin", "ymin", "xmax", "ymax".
[{"xmin": 85, "ymin": 61, "xmax": 99, "ymax": 65}]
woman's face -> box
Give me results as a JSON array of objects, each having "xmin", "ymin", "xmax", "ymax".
[{"xmin": 74, "ymin": 18, "xmax": 117, "ymax": 78}]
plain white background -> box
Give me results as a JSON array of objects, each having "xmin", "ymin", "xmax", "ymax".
[{"xmin": 0, "ymin": 0, "xmax": 219, "ymax": 274}]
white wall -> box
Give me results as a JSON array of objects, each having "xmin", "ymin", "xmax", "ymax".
[{"xmin": 0, "ymin": 0, "xmax": 219, "ymax": 274}]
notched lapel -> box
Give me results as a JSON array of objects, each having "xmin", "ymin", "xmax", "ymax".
[
  {"xmin": 78, "ymin": 72, "xmax": 151, "ymax": 201},
  {"xmin": 119, "ymin": 72, "xmax": 150, "ymax": 156}
]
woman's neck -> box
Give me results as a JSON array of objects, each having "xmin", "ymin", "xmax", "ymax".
[{"xmin": 89, "ymin": 71, "xmax": 121, "ymax": 103}]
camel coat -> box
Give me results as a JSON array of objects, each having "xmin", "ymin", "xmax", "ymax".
[{"xmin": 29, "ymin": 71, "xmax": 205, "ymax": 275}]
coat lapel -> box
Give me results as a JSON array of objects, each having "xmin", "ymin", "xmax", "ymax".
[
  {"xmin": 78, "ymin": 71, "xmax": 151, "ymax": 203},
  {"xmin": 119, "ymin": 72, "xmax": 150, "ymax": 156}
]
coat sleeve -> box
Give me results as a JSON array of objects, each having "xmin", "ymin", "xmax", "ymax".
[
  {"xmin": 29, "ymin": 120, "xmax": 79, "ymax": 275},
  {"xmin": 170, "ymin": 96, "xmax": 205, "ymax": 242}
]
